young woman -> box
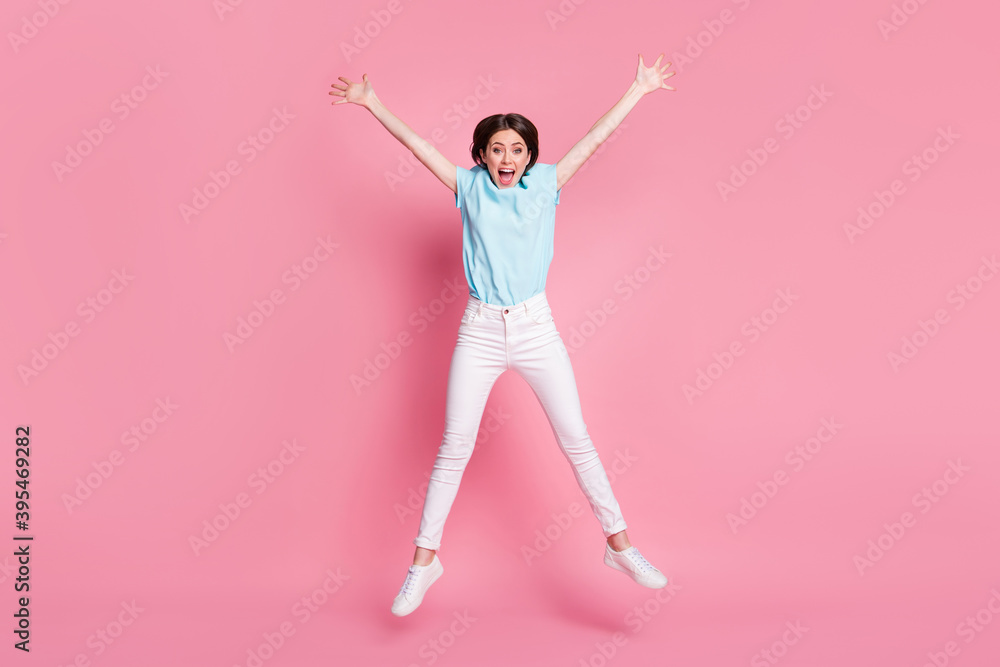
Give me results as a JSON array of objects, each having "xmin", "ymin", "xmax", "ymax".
[{"xmin": 330, "ymin": 54, "xmax": 676, "ymax": 617}]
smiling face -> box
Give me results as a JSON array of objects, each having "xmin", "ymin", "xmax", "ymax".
[{"xmin": 479, "ymin": 129, "xmax": 531, "ymax": 189}]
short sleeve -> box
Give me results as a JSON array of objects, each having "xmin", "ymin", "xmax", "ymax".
[
  {"xmin": 534, "ymin": 162, "xmax": 560, "ymax": 205},
  {"xmin": 455, "ymin": 165, "xmax": 472, "ymax": 210},
  {"xmin": 528, "ymin": 162, "xmax": 560, "ymax": 205}
]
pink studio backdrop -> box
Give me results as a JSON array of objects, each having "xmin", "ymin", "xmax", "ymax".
[{"xmin": 2, "ymin": 0, "xmax": 999, "ymax": 665}]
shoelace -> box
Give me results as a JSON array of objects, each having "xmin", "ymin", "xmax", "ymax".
[
  {"xmin": 399, "ymin": 565, "xmax": 421, "ymax": 597},
  {"xmin": 624, "ymin": 548, "xmax": 654, "ymax": 573}
]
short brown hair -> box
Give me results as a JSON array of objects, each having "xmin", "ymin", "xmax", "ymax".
[{"xmin": 470, "ymin": 113, "xmax": 539, "ymax": 174}]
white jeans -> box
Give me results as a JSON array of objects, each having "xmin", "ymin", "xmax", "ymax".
[{"xmin": 413, "ymin": 290, "xmax": 628, "ymax": 551}]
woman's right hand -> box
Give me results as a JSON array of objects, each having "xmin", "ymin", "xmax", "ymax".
[{"xmin": 330, "ymin": 73, "xmax": 376, "ymax": 108}]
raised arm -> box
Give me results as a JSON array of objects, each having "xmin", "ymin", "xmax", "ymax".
[
  {"xmin": 556, "ymin": 54, "xmax": 676, "ymax": 191},
  {"xmin": 331, "ymin": 73, "xmax": 457, "ymax": 193}
]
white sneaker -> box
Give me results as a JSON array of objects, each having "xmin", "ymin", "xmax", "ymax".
[
  {"xmin": 604, "ymin": 544, "xmax": 668, "ymax": 589},
  {"xmin": 391, "ymin": 555, "xmax": 443, "ymax": 616}
]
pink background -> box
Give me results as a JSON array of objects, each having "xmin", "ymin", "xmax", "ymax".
[{"xmin": 2, "ymin": 0, "xmax": 999, "ymax": 665}]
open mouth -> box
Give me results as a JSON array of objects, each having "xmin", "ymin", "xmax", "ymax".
[{"xmin": 498, "ymin": 168, "xmax": 515, "ymax": 185}]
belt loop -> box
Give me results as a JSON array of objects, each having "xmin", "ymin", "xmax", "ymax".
[{"xmin": 476, "ymin": 302, "xmax": 483, "ymax": 321}]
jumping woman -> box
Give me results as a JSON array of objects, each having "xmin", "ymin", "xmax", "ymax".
[{"xmin": 330, "ymin": 53, "xmax": 676, "ymax": 617}]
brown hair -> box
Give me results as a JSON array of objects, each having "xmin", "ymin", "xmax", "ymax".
[{"xmin": 470, "ymin": 113, "xmax": 539, "ymax": 174}]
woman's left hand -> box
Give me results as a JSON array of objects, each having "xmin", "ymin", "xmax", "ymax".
[{"xmin": 634, "ymin": 53, "xmax": 676, "ymax": 94}]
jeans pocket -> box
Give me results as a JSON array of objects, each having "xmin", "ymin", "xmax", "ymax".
[{"xmin": 529, "ymin": 305, "xmax": 554, "ymax": 325}]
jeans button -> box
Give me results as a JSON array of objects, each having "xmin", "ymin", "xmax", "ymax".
[{"xmin": 504, "ymin": 309, "xmax": 509, "ymax": 314}]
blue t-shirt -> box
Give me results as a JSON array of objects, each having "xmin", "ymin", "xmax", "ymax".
[{"xmin": 455, "ymin": 162, "xmax": 561, "ymax": 307}]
